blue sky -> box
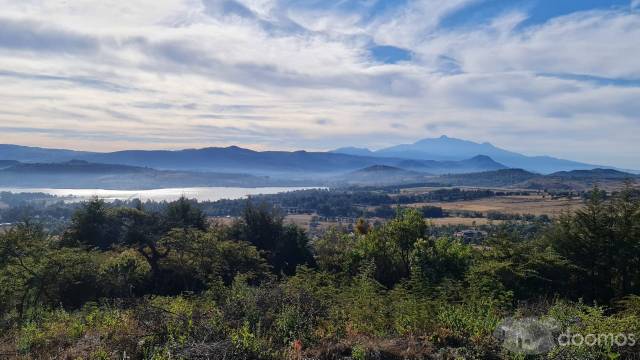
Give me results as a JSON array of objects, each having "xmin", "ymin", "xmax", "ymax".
[{"xmin": 0, "ymin": 0, "xmax": 638, "ymax": 168}]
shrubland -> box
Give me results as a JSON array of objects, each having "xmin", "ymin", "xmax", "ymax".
[{"xmin": 1, "ymin": 187, "xmax": 639, "ymax": 359}]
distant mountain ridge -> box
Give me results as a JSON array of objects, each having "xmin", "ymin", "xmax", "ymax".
[
  {"xmin": 547, "ymin": 168, "xmax": 634, "ymax": 180},
  {"xmin": 435, "ymin": 167, "xmax": 638, "ymax": 191},
  {"xmin": 0, "ymin": 157, "xmax": 635, "ymax": 191},
  {"xmin": 436, "ymin": 168, "xmax": 539, "ymax": 187},
  {"xmin": 332, "ymin": 135, "xmax": 610, "ymax": 174},
  {"xmin": 2, "ymin": 139, "xmax": 631, "ymax": 189},
  {"xmin": 0, "ymin": 144, "xmax": 91, "ymax": 163},
  {"xmin": 3, "ymin": 160, "xmax": 148, "ymax": 174},
  {"xmin": 0, "ymin": 144, "xmax": 507, "ymax": 176},
  {"xmin": 336, "ymin": 165, "xmax": 428, "ymax": 186}
]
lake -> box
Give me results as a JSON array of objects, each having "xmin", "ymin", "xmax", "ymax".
[{"xmin": 0, "ymin": 187, "xmax": 319, "ymax": 203}]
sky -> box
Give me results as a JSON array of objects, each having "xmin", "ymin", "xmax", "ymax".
[{"xmin": 0, "ymin": 0, "xmax": 638, "ymax": 168}]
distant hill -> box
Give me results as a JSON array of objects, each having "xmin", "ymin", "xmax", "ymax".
[
  {"xmin": 394, "ymin": 155, "xmax": 506, "ymax": 174},
  {"xmin": 0, "ymin": 160, "xmax": 292, "ymax": 189},
  {"xmin": 427, "ymin": 168, "xmax": 638, "ymax": 191},
  {"xmin": 3, "ymin": 160, "xmax": 148, "ymax": 174},
  {"xmin": 546, "ymin": 168, "xmax": 635, "ymax": 180},
  {"xmin": 520, "ymin": 168, "xmax": 638, "ymax": 191},
  {"xmin": 395, "ymin": 155, "xmax": 507, "ymax": 174},
  {"xmin": 0, "ymin": 144, "xmax": 90, "ymax": 163},
  {"xmin": 437, "ymin": 168, "xmax": 539, "ymax": 187},
  {"xmin": 332, "ymin": 135, "xmax": 607, "ymax": 174},
  {"xmin": 353, "ymin": 165, "xmax": 416, "ymax": 174},
  {"xmin": 336, "ymin": 165, "xmax": 428, "ymax": 186},
  {"xmin": 0, "ymin": 144, "xmax": 507, "ymax": 176},
  {"xmin": 453, "ymin": 155, "xmax": 508, "ymax": 172}
]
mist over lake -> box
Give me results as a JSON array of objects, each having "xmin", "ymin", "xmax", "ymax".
[{"xmin": 0, "ymin": 187, "xmax": 319, "ymax": 203}]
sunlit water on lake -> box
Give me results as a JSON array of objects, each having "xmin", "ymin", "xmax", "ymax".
[{"xmin": 0, "ymin": 187, "xmax": 319, "ymax": 203}]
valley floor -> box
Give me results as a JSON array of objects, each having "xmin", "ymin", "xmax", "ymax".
[{"xmin": 419, "ymin": 194, "xmax": 584, "ymax": 218}]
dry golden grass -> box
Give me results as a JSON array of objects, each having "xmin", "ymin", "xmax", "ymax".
[
  {"xmin": 285, "ymin": 214, "xmax": 314, "ymax": 228},
  {"xmin": 422, "ymin": 195, "xmax": 583, "ymax": 217}
]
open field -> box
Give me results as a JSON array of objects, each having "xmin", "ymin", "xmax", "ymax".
[
  {"xmin": 398, "ymin": 186, "xmax": 537, "ymax": 195},
  {"xmin": 286, "ymin": 214, "xmax": 505, "ymax": 228},
  {"xmin": 209, "ymin": 194, "xmax": 584, "ymax": 234},
  {"xmin": 427, "ymin": 217, "xmax": 504, "ymax": 226},
  {"xmin": 284, "ymin": 214, "xmax": 316, "ymax": 228},
  {"xmin": 421, "ymin": 195, "xmax": 583, "ymax": 217}
]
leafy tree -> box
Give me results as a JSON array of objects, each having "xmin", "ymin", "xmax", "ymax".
[
  {"xmin": 163, "ymin": 196, "xmax": 207, "ymax": 231},
  {"xmin": 354, "ymin": 208, "xmax": 427, "ymax": 287},
  {"xmin": 383, "ymin": 208, "xmax": 427, "ymax": 278},
  {"xmin": 230, "ymin": 203, "xmax": 313, "ymax": 275},
  {"xmin": 62, "ymin": 198, "xmax": 120, "ymax": 250},
  {"xmin": 161, "ymin": 227, "xmax": 269, "ymax": 291},
  {"xmin": 112, "ymin": 207, "xmax": 167, "ymax": 289},
  {"xmin": 0, "ymin": 223, "xmax": 99, "ymax": 317}
]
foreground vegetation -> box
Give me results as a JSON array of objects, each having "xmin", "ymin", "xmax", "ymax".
[{"xmin": 1, "ymin": 186, "xmax": 639, "ymax": 359}]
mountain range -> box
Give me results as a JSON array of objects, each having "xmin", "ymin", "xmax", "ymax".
[
  {"xmin": 332, "ymin": 135, "xmax": 607, "ymax": 174},
  {"xmin": 0, "ymin": 136, "xmax": 635, "ymax": 189},
  {"xmin": 0, "ymin": 143, "xmax": 507, "ymax": 177}
]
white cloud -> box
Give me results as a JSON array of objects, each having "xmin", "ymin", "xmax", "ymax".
[
  {"xmin": 370, "ymin": 0, "xmax": 476, "ymax": 48},
  {"xmin": 411, "ymin": 10, "xmax": 640, "ymax": 79}
]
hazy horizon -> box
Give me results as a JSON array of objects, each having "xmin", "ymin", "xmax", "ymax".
[
  {"xmin": 0, "ymin": 132, "xmax": 637, "ymax": 171},
  {"xmin": 1, "ymin": 0, "xmax": 639, "ymax": 168}
]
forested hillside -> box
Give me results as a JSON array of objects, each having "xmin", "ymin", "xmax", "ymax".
[{"xmin": 1, "ymin": 187, "xmax": 639, "ymax": 358}]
